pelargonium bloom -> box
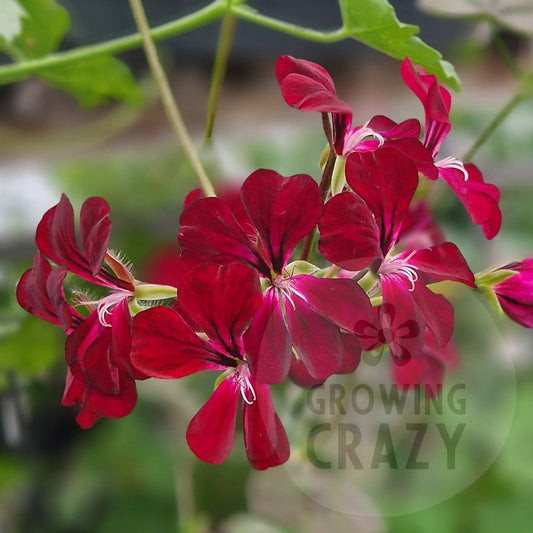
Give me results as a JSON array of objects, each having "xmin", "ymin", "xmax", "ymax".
[
  {"xmin": 131, "ymin": 262, "xmax": 290, "ymax": 470},
  {"xmin": 276, "ymin": 55, "xmax": 436, "ymax": 179},
  {"xmin": 16, "ymin": 194, "xmax": 175, "ymax": 427},
  {"xmin": 319, "ymin": 147, "xmax": 475, "ymax": 361},
  {"xmin": 178, "ymin": 168, "xmax": 372, "ymax": 385},
  {"xmin": 401, "ymin": 57, "xmax": 502, "ymax": 239}
]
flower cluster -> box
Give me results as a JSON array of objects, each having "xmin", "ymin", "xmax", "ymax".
[{"xmin": 17, "ymin": 56, "xmax": 532, "ymax": 469}]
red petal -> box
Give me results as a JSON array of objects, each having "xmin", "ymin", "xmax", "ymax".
[
  {"xmin": 16, "ymin": 250, "xmax": 76, "ymax": 332},
  {"xmin": 439, "ymin": 164, "xmax": 501, "ymax": 239},
  {"xmin": 36, "ymin": 194, "xmax": 112, "ymax": 284},
  {"xmin": 65, "ymin": 310, "xmax": 119, "ymax": 395},
  {"xmin": 407, "ymin": 242, "xmax": 475, "ymax": 288},
  {"xmin": 241, "ymin": 170, "xmax": 323, "ymax": 274},
  {"xmin": 62, "ymin": 368, "xmax": 137, "ymax": 428},
  {"xmin": 244, "ymin": 287, "xmax": 292, "ymax": 384},
  {"xmin": 186, "ymin": 375, "xmax": 239, "ymax": 464},
  {"xmin": 318, "ymin": 191, "xmax": 381, "ymax": 271},
  {"xmin": 243, "ymin": 377, "xmax": 290, "ymax": 469},
  {"xmin": 131, "ymin": 306, "xmax": 226, "ymax": 378},
  {"xmin": 80, "ymin": 197, "xmax": 112, "ymax": 277},
  {"xmin": 284, "ymin": 292, "xmax": 344, "ymax": 381},
  {"xmin": 178, "ymin": 197, "xmax": 265, "ymax": 273},
  {"xmin": 289, "ymin": 274, "xmax": 374, "ymax": 332},
  {"xmin": 178, "ymin": 263, "xmax": 262, "ymax": 353},
  {"xmin": 276, "ymin": 55, "xmax": 351, "ymax": 115},
  {"xmin": 345, "ymin": 148, "xmax": 419, "ymax": 255}
]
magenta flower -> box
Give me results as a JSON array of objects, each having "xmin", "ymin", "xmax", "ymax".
[
  {"xmin": 276, "ymin": 55, "xmax": 436, "ymax": 178},
  {"xmin": 178, "ymin": 168, "xmax": 371, "ymax": 385},
  {"xmin": 319, "ymin": 147, "xmax": 475, "ymax": 361},
  {"xmin": 490, "ymin": 259, "xmax": 533, "ymax": 328},
  {"xmin": 131, "ymin": 262, "xmax": 290, "ymax": 469},
  {"xmin": 16, "ymin": 194, "xmax": 164, "ymax": 428},
  {"xmin": 401, "ymin": 57, "xmax": 502, "ymax": 239}
]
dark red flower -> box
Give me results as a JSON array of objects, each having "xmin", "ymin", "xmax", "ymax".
[
  {"xmin": 16, "ymin": 194, "xmax": 175, "ymax": 427},
  {"xmin": 131, "ymin": 262, "xmax": 290, "ymax": 469},
  {"xmin": 178, "ymin": 169, "xmax": 371, "ymax": 385},
  {"xmin": 319, "ymin": 148, "xmax": 475, "ymax": 360}
]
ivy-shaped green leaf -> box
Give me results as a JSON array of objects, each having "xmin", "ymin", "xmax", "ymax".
[
  {"xmin": 0, "ymin": 0, "xmax": 28, "ymax": 45},
  {"xmin": 338, "ymin": 0, "xmax": 460, "ymax": 90},
  {"xmin": 40, "ymin": 56, "xmax": 144, "ymax": 108},
  {"xmin": 418, "ymin": 0, "xmax": 533, "ymax": 38},
  {"xmin": 0, "ymin": 0, "xmax": 143, "ymax": 107}
]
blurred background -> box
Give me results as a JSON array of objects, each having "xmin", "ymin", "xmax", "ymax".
[{"xmin": 1, "ymin": 0, "xmax": 533, "ymax": 531}]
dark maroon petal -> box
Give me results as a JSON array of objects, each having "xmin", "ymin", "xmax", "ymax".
[
  {"xmin": 318, "ymin": 191, "xmax": 381, "ymax": 271},
  {"xmin": 244, "ymin": 287, "xmax": 292, "ymax": 384},
  {"xmin": 289, "ymin": 274, "xmax": 374, "ymax": 332},
  {"xmin": 382, "ymin": 138, "xmax": 438, "ymax": 180},
  {"xmin": 109, "ymin": 299, "xmax": 146, "ymax": 380},
  {"xmin": 243, "ymin": 376, "xmax": 290, "ymax": 469},
  {"xmin": 62, "ymin": 368, "xmax": 137, "ymax": 428},
  {"xmin": 80, "ymin": 197, "xmax": 112, "ymax": 277},
  {"xmin": 276, "ymin": 55, "xmax": 352, "ymax": 115},
  {"xmin": 345, "ymin": 148, "xmax": 419, "ymax": 255},
  {"xmin": 178, "ymin": 197, "xmax": 264, "ymax": 273},
  {"xmin": 178, "ymin": 263, "xmax": 262, "ymax": 355},
  {"xmin": 141, "ymin": 247, "xmax": 196, "ymax": 288},
  {"xmin": 439, "ymin": 164, "xmax": 501, "ymax": 240},
  {"xmin": 65, "ymin": 310, "xmax": 119, "ymax": 395},
  {"xmin": 36, "ymin": 194, "xmax": 111, "ymax": 284},
  {"xmin": 353, "ymin": 308, "xmax": 385, "ymax": 352},
  {"xmin": 241, "ymin": 170, "xmax": 323, "ymax": 274},
  {"xmin": 186, "ymin": 375, "xmax": 240, "ymax": 465},
  {"xmin": 16, "ymin": 251, "xmax": 76, "ymax": 332},
  {"xmin": 284, "ymin": 292, "xmax": 344, "ymax": 381},
  {"xmin": 289, "ymin": 357, "xmax": 324, "ymax": 388},
  {"xmin": 407, "ymin": 242, "xmax": 476, "ymax": 288},
  {"xmin": 380, "ymin": 278, "xmax": 425, "ymax": 361},
  {"xmin": 131, "ymin": 306, "xmax": 226, "ymax": 378}
]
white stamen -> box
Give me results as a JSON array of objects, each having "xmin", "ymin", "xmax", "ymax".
[
  {"xmin": 436, "ymin": 156, "xmax": 469, "ymax": 181},
  {"xmin": 235, "ymin": 366, "xmax": 256, "ymax": 405}
]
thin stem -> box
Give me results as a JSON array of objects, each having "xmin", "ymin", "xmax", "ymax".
[
  {"xmin": 462, "ymin": 89, "xmax": 525, "ymax": 163},
  {"xmin": 205, "ymin": 4, "xmax": 237, "ymax": 140},
  {"xmin": 128, "ymin": 0, "xmax": 216, "ymax": 197},
  {"xmin": 299, "ymin": 147, "xmax": 337, "ymax": 262},
  {"xmin": 230, "ymin": 5, "xmax": 345, "ymax": 42},
  {"xmin": 0, "ymin": 1, "xmax": 227, "ymax": 84}
]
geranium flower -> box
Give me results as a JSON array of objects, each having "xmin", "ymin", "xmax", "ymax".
[
  {"xmin": 16, "ymin": 194, "xmax": 175, "ymax": 427},
  {"xmin": 131, "ymin": 262, "xmax": 290, "ymax": 470},
  {"xmin": 401, "ymin": 57, "xmax": 502, "ymax": 239},
  {"xmin": 275, "ymin": 55, "xmax": 436, "ymax": 179},
  {"xmin": 319, "ymin": 147, "xmax": 475, "ymax": 361},
  {"xmin": 178, "ymin": 169, "xmax": 372, "ymax": 385}
]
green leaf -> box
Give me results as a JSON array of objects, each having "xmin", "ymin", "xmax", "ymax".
[
  {"xmin": 417, "ymin": 0, "xmax": 533, "ymax": 37},
  {"xmin": 39, "ymin": 56, "xmax": 144, "ymax": 108},
  {"xmin": 0, "ymin": 0, "xmax": 27, "ymax": 44},
  {"xmin": 1, "ymin": 0, "xmax": 70, "ymax": 59},
  {"xmin": 338, "ymin": 0, "xmax": 460, "ymax": 90}
]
